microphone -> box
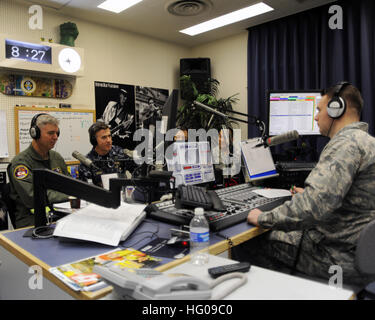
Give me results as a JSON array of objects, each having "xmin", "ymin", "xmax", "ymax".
[
  {"xmin": 192, "ymin": 101, "xmax": 228, "ymax": 119},
  {"xmin": 72, "ymin": 151, "xmax": 99, "ymax": 170},
  {"xmin": 255, "ymin": 130, "xmax": 299, "ymax": 147}
]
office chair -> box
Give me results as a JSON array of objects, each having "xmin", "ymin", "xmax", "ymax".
[
  {"xmin": 2, "ymin": 163, "xmax": 17, "ymax": 229},
  {"xmin": 1, "ymin": 182, "xmax": 16, "ymax": 229},
  {"xmin": 291, "ymin": 221, "xmax": 375, "ymax": 299},
  {"xmin": 354, "ymin": 219, "xmax": 375, "ymax": 299}
]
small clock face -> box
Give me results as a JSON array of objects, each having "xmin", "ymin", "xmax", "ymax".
[
  {"xmin": 58, "ymin": 48, "xmax": 81, "ymax": 73},
  {"xmin": 5, "ymin": 39, "xmax": 52, "ymax": 64}
]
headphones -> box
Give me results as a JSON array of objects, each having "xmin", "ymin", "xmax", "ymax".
[
  {"xmin": 89, "ymin": 123, "xmax": 98, "ymax": 146},
  {"xmin": 29, "ymin": 113, "xmax": 48, "ymax": 139},
  {"xmin": 327, "ymin": 81, "xmax": 351, "ymax": 119},
  {"xmin": 89, "ymin": 122, "xmax": 110, "ymax": 146}
]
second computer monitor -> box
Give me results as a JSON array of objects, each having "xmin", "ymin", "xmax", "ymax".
[{"xmin": 268, "ymin": 90, "xmax": 322, "ymax": 136}]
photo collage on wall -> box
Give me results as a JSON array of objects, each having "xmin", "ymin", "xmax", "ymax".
[{"xmin": 94, "ymin": 81, "xmax": 168, "ymax": 150}]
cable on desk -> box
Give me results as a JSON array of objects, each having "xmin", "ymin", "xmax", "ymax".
[
  {"xmin": 210, "ymin": 272, "xmax": 248, "ymax": 300},
  {"xmin": 119, "ymin": 219, "xmax": 160, "ymax": 248},
  {"xmin": 32, "ymin": 226, "xmax": 55, "ymax": 239}
]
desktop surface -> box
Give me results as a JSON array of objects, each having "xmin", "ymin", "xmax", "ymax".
[{"xmin": 165, "ymin": 254, "xmax": 354, "ymax": 300}]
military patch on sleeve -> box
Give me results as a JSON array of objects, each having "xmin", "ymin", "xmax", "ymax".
[
  {"xmin": 14, "ymin": 165, "xmax": 30, "ymax": 180},
  {"xmin": 52, "ymin": 167, "xmax": 62, "ymax": 173}
]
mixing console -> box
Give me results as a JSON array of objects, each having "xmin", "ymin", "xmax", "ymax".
[{"xmin": 146, "ymin": 184, "xmax": 291, "ymax": 231}]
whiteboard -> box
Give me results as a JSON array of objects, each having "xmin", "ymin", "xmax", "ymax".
[{"xmin": 15, "ymin": 107, "xmax": 95, "ymax": 164}]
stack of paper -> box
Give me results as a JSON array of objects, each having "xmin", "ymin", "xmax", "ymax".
[
  {"xmin": 53, "ymin": 202, "xmax": 147, "ymax": 246},
  {"xmin": 49, "ymin": 248, "xmax": 162, "ymax": 291}
]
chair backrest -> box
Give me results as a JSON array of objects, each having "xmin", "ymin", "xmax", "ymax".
[
  {"xmin": 4, "ymin": 163, "xmax": 17, "ymax": 228},
  {"xmin": 1, "ymin": 182, "xmax": 16, "ymax": 229},
  {"xmin": 355, "ymin": 219, "xmax": 375, "ymax": 275}
]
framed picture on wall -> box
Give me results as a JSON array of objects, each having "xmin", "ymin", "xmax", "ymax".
[
  {"xmin": 135, "ymin": 86, "xmax": 169, "ymax": 131},
  {"xmin": 94, "ymin": 81, "xmax": 136, "ymax": 149}
]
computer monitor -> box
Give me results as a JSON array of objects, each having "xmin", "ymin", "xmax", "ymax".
[
  {"xmin": 161, "ymin": 89, "xmax": 179, "ymax": 134},
  {"xmin": 154, "ymin": 89, "xmax": 179, "ymax": 167},
  {"xmin": 268, "ymin": 90, "xmax": 322, "ymax": 136},
  {"xmin": 166, "ymin": 141, "xmax": 215, "ymax": 187},
  {"xmin": 241, "ymin": 138, "xmax": 278, "ymax": 181}
]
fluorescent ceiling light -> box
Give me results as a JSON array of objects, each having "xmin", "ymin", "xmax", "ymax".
[
  {"xmin": 180, "ymin": 2, "xmax": 273, "ymax": 36},
  {"xmin": 97, "ymin": 0, "xmax": 142, "ymax": 14}
]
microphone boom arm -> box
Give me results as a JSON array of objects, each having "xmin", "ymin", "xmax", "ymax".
[{"xmin": 192, "ymin": 100, "xmax": 266, "ymax": 137}]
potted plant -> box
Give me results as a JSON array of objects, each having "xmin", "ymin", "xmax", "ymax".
[{"xmin": 177, "ymin": 75, "xmax": 239, "ymax": 132}]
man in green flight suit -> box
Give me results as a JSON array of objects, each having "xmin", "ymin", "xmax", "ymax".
[{"xmin": 9, "ymin": 113, "xmax": 70, "ymax": 228}]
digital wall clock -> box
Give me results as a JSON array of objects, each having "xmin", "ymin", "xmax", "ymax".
[
  {"xmin": 5, "ymin": 39, "xmax": 52, "ymax": 64},
  {"xmin": 0, "ymin": 35, "xmax": 84, "ymax": 76}
]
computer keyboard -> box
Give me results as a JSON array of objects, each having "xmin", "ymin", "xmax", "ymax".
[
  {"xmin": 276, "ymin": 161, "xmax": 317, "ymax": 171},
  {"xmin": 177, "ymin": 185, "xmax": 226, "ymax": 211}
]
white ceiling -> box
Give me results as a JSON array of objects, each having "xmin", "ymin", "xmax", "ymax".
[{"xmin": 16, "ymin": 0, "xmax": 337, "ymax": 47}]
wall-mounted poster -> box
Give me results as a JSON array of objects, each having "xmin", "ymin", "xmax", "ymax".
[
  {"xmin": 135, "ymin": 86, "xmax": 169, "ymax": 131},
  {"xmin": 95, "ymin": 81, "xmax": 136, "ymax": 149}
]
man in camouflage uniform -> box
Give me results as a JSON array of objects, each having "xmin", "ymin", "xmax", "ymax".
[
  {"xmin": 233, "ymin": 82, "xmax": 375, "ymax": 287},
  {"xmin": 9, "ymin": 114, "xmax": 70, "ymax": 228},
  {"xmin": 78, "ymin": 121, "xmax": 136, "ymax": 187}
]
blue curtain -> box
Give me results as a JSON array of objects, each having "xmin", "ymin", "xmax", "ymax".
[{"xmin": 247, "ymin": 0, "xmax": 375, "ymax": 159}]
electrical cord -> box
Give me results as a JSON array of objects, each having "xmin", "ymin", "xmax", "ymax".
[
  {"xmin": 210, "ymin": 272, "xmax": 248, "ymax": 300},
  {"xmin": 32, "ymin": 226, "xmax": 54, "ymax": 239},
  {"xmin": 120, "ymin": 219, "xmax": 160, "ymax": 248}
]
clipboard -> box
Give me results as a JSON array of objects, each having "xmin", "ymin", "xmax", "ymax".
[{"xmin": 240, "ymin": 138, "xmax": 279, "ymax": 181}]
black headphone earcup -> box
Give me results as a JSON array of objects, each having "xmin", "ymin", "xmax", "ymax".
[
  {"xmin": 327, "ymin": 96, "xmax": 346, "ymax": 119},
  {"xmin": 30, "ymin": 113, "xmax": 48, "ymax": 140},
  {"xmin": 89, "ymin": 131, "xmax": 97, "ymax": 146},
  {"xmin": 29, "ymin": 125, "xmax": 40, "ymax": 139}
]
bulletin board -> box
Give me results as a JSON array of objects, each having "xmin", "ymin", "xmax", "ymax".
[{"xmin": 15, "ymin": 107, "xmax": 95, "ymax": 164}]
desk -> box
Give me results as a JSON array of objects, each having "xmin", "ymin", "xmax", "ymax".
[
  {"xmin": 164, "ymin": 255, "xmax": 355, "ymax": 300},
  {"xmin": 0, "ymin": 217, "xmax": 262, "ymax": 300}
]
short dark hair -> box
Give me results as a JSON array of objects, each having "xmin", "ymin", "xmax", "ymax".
[
  {"xmin": 88, "ymin": 121, "xmax": 110, "ymax": 146},
  {"xmin": 322, "ymin": 83, "xmax": 363, "ymax": 116}
]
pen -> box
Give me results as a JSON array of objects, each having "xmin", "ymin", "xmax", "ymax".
[{"xmin": 290, "ymin": 185, "xmax": 295, "ymax": 194}]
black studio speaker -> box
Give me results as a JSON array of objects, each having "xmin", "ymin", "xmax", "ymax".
[{"xmin": 180, "ymin": 58, "xmax": 211, "ymax": 98}]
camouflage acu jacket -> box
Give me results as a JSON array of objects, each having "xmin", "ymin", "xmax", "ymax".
[{"xmin": 258, "ymin": 122, "xmax": 375, "ymax": 283}]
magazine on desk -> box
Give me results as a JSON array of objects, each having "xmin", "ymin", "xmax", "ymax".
[
  {"xmin": 53, "ymin": 202, "xmax": 147, "ymax": 246},
  {"xmin": 49, "ymin": 248, "xmax": 162, "ymax": 292}
]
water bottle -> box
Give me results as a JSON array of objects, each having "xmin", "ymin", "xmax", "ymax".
[{"xmin": 189, "ymin": 207, "xmax": 210, "ymax": 265}]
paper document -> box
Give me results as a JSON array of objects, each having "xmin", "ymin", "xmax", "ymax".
[
  {"xmin": 53, "ymin": 202, "xmax": 147, "ymax": 246},
  {"xmin": 49, "ymin": 248, "xmax": 162, "ymax": 292},
  {"xmin": 253, "ymin": 188, "xmax": 292, "ymax": 198},
  {"xmin": 101, "ymin": 173, "xmax": 118, "ymax": 190}
]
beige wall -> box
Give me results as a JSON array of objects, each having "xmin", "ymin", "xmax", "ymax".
[
  {"xmin": 191, "ymin": 32, "xmax": 248, "ymax": 140},
  {"xmin": 0, "ymin": 0, "xmax": 248, "ymax": 161}
]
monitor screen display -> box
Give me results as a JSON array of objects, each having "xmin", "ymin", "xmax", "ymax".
[
  {"xmin": 241, "ymin": 138, "xmax": 278, "ymax": 181},
  {"xmin": 268, "ymin": 91, "xmax": 322, "ymax": 136},
  {"xmin": 166, "ymin": 141, "xmax": 215, "ymax": 186}
]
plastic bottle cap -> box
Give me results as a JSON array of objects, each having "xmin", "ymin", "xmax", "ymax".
[{"xmin": 194, "ymin": 207, "xmax": 204, "ymax": 215}]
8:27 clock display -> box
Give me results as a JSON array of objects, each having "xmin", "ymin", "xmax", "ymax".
[{"xmin": 5, "ymin": 39, "xmax": 52, "ymax": 64}]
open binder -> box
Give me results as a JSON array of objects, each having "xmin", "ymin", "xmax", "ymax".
[{"xmin": 53, "ymin": 202, "xmax": 147, "ymax": 246}]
